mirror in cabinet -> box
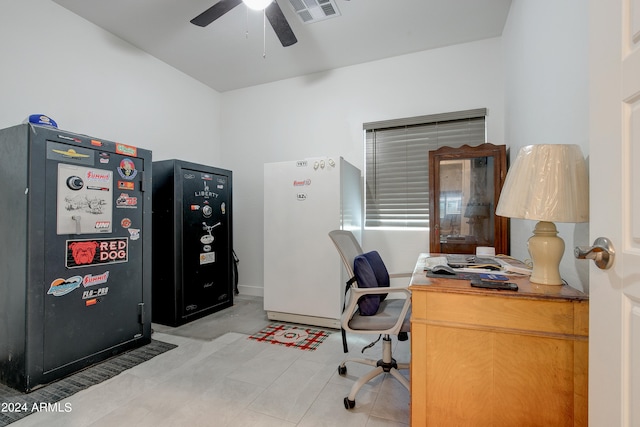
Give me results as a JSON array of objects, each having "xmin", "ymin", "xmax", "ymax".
[{"xmin": 429, "ymin": 143, "xmax": 508, "ymax": 255}]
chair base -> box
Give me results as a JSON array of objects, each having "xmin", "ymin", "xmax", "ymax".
[{"xmin": 338, "ymin": 335, "xmax": 410, "ymax": 409}]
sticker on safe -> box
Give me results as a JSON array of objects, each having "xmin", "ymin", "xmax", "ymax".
[
  {"xmin": 66, "ymin": 237, "xmax": 128, "ymax": 268},
  {"xmin": 199, "ymin": 252, "xmax": 215, "ymax": 265}
]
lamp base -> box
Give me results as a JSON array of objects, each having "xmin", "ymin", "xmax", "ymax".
[{"xmin": 527, "ymin": 221, "xmax": 564, "ymax": 285}]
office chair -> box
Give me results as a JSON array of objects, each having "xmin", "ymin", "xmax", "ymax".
[{"xmin": 328, "ymin": 230, "xmax": 411, "ymax": 409}]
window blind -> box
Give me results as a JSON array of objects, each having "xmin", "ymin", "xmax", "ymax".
[{"xmin": 364, "ymin": 109, "xmax": 486, "ymax": 228}]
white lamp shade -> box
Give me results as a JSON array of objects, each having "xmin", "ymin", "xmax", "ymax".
[
  {"xmin": 496, "ymin": 144, "xmax": 589, "ymax": 223},
  {"xmin": 243, "ymin": 0, "xmax": 273, "ymax": 10}
]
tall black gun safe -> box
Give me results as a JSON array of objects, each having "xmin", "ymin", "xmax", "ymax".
[
  {"xmin": 152, "ymin": 160, "xmax": 233, "ymax": 326},
  {"xmin": 0, "ymin": 124, "xmax": 152, "ymax": 392}
]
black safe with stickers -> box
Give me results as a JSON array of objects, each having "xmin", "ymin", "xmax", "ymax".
[
  {"xmin": 151, "ymin": 159, "xmax": 233, "ymax": 326},
  {"xmin": 0, "ymin": 124, "xmax": 152, "ymax": 392}
]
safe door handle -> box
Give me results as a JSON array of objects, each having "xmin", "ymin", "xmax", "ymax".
[
  {"xmin": 71, "ymin": 215, "xmax": 82, "ymax": 235},
  {"xmin": 574, "ymin": 237, "xmax": 615, "ymax": 270}
]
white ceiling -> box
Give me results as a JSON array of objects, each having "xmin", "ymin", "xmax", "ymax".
[{"xmin": 52, "ymin": 0, "xmax": 512, "ymax": 93}]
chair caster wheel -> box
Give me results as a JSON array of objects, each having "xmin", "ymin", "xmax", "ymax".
[
  {"xmin": 338, "ymin": 365, "xmax": 347, "ymax": 375},
  {"xmin": 344, "ymin": 397, "xmax": 355, "ymax": 409}
]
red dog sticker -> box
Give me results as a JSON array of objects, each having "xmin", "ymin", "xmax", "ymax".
[
  {"xmin": 66, "ymin": 238, "xmax": 128, "ymax": 268},
  {"xmin": 69, "ymin": 241, "xmax": 99, "ymax": 265}
]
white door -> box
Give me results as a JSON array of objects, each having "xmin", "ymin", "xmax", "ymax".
[{"xmin": 588, "ymin": 0, "xmax": 640, "ymax": 425}]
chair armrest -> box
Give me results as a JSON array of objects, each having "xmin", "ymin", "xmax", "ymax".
[
  {"xmin": 389, "ymin": 272, "xmax": 412, "ymax": 279},
  {"xmin": 348, "ymin": 286, "xmax": 411, "ymax": 297},
  {"xmin": 350, "ymin": 285, "xmax": 410, "ymax": 300}
]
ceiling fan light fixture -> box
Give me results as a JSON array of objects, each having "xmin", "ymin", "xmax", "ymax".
[{"xmin": 243, "ymin": 0, "xmax": 273, "ymax": 11}]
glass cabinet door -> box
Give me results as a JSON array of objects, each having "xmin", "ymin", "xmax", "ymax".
[{"xmin": 428, "ymin": 143, "xmax": 508, "ymax": 255}]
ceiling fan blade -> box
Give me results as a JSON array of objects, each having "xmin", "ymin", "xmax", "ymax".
[
  {"xmin": 190, "ymin": 0, "xmax": 243, "ymax": 27},
  {"xmin": 265, "ymin": 1, "xmax": 297, "ymax": 47}
]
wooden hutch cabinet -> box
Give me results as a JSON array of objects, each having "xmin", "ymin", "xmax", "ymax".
[{"xmin": 429, "ymin": 143, "xmax": 508, "ymax": 255}]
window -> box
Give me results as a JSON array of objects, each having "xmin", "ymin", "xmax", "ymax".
[{"xmin": 364, "ymin": 108, "xmax": 487, "ymax": 228}]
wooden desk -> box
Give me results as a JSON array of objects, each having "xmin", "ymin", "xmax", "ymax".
[{"xmin": 409, "ymin": 254, "xmax": 588, "ymax": 426}]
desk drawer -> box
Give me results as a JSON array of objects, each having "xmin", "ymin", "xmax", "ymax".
[{"xmin": 412, "ymin": 291, "xmax": 588, "ymax": 339}]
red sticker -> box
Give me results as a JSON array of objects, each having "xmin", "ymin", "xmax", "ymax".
[
  {"xmin": 118, "ymin": 180, "xmax": 135, "ymax": 190},
  {"xmin": 66, "ymin": 238, "xmax": 128, "ymax": 268}
]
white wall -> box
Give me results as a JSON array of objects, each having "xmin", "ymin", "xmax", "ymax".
[
  {"xmin": 220, "ymin": 38, "xmax": 505, "ymax": 295},
  {"xmin": 502, "ymin": 0, "xmax": 589, "ymax": 291},
  {"xmin": 4, "ymin": 0, "xmax": 589, "ymax": 296},
  {"xmin": 0, "ymin": 0, "xmax": 223, "ymax": 165}
]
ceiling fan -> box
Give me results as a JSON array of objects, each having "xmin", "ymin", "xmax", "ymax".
[{"xmin": 190, "ymin": 0, "xmax": 297, "ymax": 47}]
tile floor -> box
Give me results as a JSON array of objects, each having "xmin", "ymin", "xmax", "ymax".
[{"xmin": 10, "ymin": 295, "xmax": 410, "ymax": 426}]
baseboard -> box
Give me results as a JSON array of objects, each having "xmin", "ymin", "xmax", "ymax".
[
  {"xmin": 237, "ymin": 284, "xmax": 264, "ymax": 297},
  {"xmin": 266, "ymin": 311, "xmax": 341, "ymax": 329}
]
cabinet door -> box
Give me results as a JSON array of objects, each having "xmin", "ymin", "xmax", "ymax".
[
  {"xmin": 493, "ymin": 333, "xmax": 579, "ymax": 426},
  {"xmin": 43, "ymin": 143, "xmax": 146, "ymax": 372},
  {"xmin": 428, "ymin": 143, "xmax": 508, "ymax": 254},
  {"xmin": 424, "ymin": 325, "xmax": 494, "ymax": 425}
]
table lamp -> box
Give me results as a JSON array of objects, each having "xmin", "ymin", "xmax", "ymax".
[{"xmin": 496, "ymin": 144, "xmax": 589, "ymax": 285}]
